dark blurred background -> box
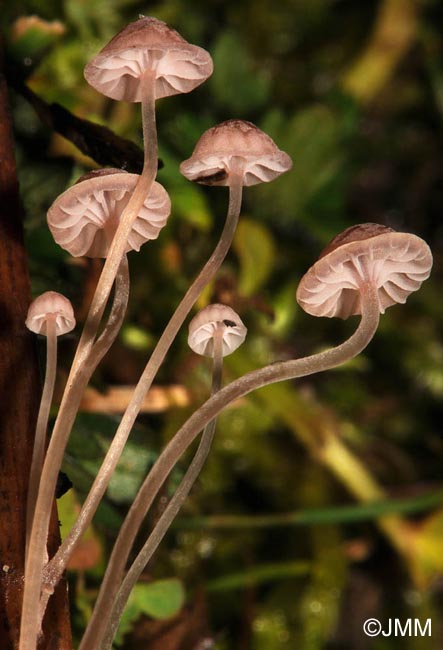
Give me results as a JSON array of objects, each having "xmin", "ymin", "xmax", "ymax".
[{"xmin": 3, "ymin": 1, "xmax": 443, "ymax": 648}]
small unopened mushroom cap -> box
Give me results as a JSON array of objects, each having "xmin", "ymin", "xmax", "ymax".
[
  {"xmin": 26, "ymin": 291, "xmax": 76, "ymax": 336},
  {"xmin": 179, "ymin": 120, "xmax": 292, "ymax": 186},
  {"xmin": 188, "ymin": 304, "xmax": 247, "ymax": 357},
  {"xmin": 47, "ymin": 169, "xmax": 171, "ymax": 258},
  {"xmin": 84, "ymin": 16, "xmax": 213, "ymax": 102},
  {"xmin": 296, "ymin": 223, "xmax": 433, "ymax": 319}
]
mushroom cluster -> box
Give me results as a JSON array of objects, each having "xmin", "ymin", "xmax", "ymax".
[{"xmin": 19, "ymin": 12, "xmax": 435, "ymax": 650}]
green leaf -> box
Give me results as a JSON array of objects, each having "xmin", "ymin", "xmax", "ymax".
[
  {"xmin": 121, "ymin": 325, "xmax": 155, "ymax": 352},
  {"xmin": 115, "ymin": 579, "xmax": 185, "ymax": 644},
  {"xmin": 233, "ymin": 218, "xmax": 276, "ymax": 296}
]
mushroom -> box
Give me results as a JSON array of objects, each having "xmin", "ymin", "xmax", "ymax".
[
  {"xmin": 84, "ymin": 305, "xmax": 247, "ymax": 650},
  {"xmin": 40, "ymin": 120, "xmax": 291, "ymax": 617},
  {"xmin": 188, "ymin": 303, "xmax": 247, "ymax": 358},
  {"xmin": 25, "ymin": 292, "xmax": 75, "ymax": 553},
  {"xmin": 70, "ymin": 15, "xmax": 212, "ymax": 372},
  {"xmin": 86, "ymin": 225, "xmax": 433, "ymax": 650},
  {"xmin": 26, "ymin": 291, "xmax": 75, "ymax": 336},
  {"xmin": 296, "ymin": 223, "xmax": 433, "ymax": 319},
  {"xmin": 51, "ymin": 18, "xmax": 211, "ymax": 459},
  {"xmin": 37, "ymin": 169, "xmax": 169, "ymax": 539},
  {"xmin": 180, "ymin": 119, "xmax": 292, "ymax": 186},
  {"xmin": 84, "ymin": 15, "xmax": 213, "ymax": 102},
  {"xmin": 77, "ymin": 15, "xmax": 211, "ymax": 354},
  {"xmin": 47, "ymin": 168, "xmax": 171, "ymax": 258},
  {"xmin": 22, "ymin": 170, "xmax": 151, "ymax": 647},
  {"xmin": 25, "ymin": 259, "xmax": 130, "ymax": 640}
]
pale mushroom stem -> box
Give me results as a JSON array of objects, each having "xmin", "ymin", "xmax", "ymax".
[
  {"xmin": 20, "ymin": 259, "xmax": 130, "ymax": 650},
  {"xmin": 25, "ymin": 317, "xmax": 58, "ymax": 558},
  {"xmin": 41, "ymin": 168, "xmax": 244, "ymax": 602},
  {"xmin": 83, "ymin": 282, "xmax": 380, "ymax": 650},
  {"xmin": 83, "ymin": 327, "xmax": 224, "ymax": 650},
  {"xmin": 66, "ymin": 71, "xmax": 157, "ymax": 378}
]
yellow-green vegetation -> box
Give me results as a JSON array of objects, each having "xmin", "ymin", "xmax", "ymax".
[{"xmin": 4, "ymin": 0, "xmax": 443, "ymax": 648}]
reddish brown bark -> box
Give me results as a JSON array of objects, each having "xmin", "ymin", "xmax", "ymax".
[{"xmin": 0, "ymin": 38, "xmax": 72, "ymax": 649}]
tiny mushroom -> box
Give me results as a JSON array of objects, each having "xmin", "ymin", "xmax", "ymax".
[
  {"xmin": 25, "ymin": 291, "xmax": 75, "ymax": 552},
  {"xmin": 180, "ymin": 119, "xmax": 292, "ymax": 187},
  {"xmin": 188, "ymin": 303, "xmax": 247, "ymax": 358},
  {"xmin": 26, "ymin": 291, "xmax": 76, "ymax": 336},
  {"xmin": 47, "ymin": 168, "xmax": 171, "ymax": 258},
  {"xmin": 296, "ymin": 223, "xmax": 433, "ymax": 319},
  {"xmin": 84, "ymin": 15, "xmax": 213, "ymax": 103}
]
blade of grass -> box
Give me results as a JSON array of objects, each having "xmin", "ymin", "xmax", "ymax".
[
  {"xmin": 206, "ymin": 561, "xmax": 311, "ymax": 592},
  {"xmin": 176, "ymin": 490, "xmax": 443, "ymax": 530}
]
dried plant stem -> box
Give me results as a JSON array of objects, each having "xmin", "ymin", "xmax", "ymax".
[
  {"xmin": 25, "ymin": 318, "xmax": 58, "ymax": 557},
  {"xmin": 44, "ymin": 173, "xmax": 244, "ymax": 608},
  {"xmin": 93, "ymin": 283, "xmax": 380, "ymax": 648},
  {"xmin": 86, "ymin": 327, "xmax": 225, "ymax": 650},
  {"xmin": 19, "ymin": 259, "xmax": 130, "ymax": 650}
]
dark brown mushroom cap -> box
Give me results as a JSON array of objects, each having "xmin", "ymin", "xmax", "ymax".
[
  {"xmin": 26, "ymin": 291, "xmax": 76, "ymax": 336},
  {"xmin": 47, "ymin": 169, "xmax": 170, "ymax": 258},
  {"xmin": 179, "ymin": 120, "xmax": 293, "ymax": 186},
  {"xmin": 296, "ymin": 223, "xmax": 433, "ymax": 319},
  {"xmin": 84, "ymin": 16, "xmax": 213, "ymax": 101},
  {"xmin": 188, "ymin": 304, "xmax": 247, "ymax": 357}
]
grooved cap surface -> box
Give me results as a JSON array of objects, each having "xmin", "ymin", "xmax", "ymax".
[
  {"xmin": 296, "ymin": 224, "xmax": 433, "ymax": 319},
  {"xmin": 26, "ymin": 291, "xmax": 76, "ymax": 336},
  {"xmin": 180, "ymin": 120, "xmax": 292, "ymax": 186},
  {"xmin": 48, "ymin": 169, "xmax": 170, "ymax": 258},
  {"xmin": 188, "ymin": 304, "xmax": 247, "ymax": 357},
  {"xmin": 84, "ymin": 16, "xmax": 213, "ymax": 101}
]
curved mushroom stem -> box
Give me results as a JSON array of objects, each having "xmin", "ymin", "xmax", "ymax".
[
  {"xmin": 84, "ymin": 283, "xmax": 380, "ymax": 649},
  {"xmin": 74, "ymin": 69, "xmax": 158, "ymax": 353},
  {"xmin": 25, "ymin": 317, "xmax": 58, "ymax": 558},
  {"xmin": 83, "ymin": 327, "xmax": 225, "ymax": 650},
  {"xmin": 41, "ymin": 168, "xmax": 244, "ymax": 602},
  {"xmin": 22, "ymin": 73, "xmax": 159, "ymax": 648},
  {"xmin": 19, "ymin": 258, "xmax": 130, "ymax": 650}
]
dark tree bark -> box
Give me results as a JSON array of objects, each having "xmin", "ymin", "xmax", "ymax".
[{"xmin": 0, "ymin": 37, "xmax": 72, "ymax": 650}]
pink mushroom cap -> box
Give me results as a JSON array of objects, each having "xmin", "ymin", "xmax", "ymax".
[
  {"xmin": 188, "ymin": 304, "xmax": 247, "ymax": 357},
  {"xmin": 84, "ymin": 16, "xmax": 213, "ymax": 102},
  {"xmin": 47, "ymin": 169, "xmax": 171, "ymax": 258},
  {"xmin": 180, "ymin": 120, "xmax": 293, "ymax": 186},
  {"xmin": 296, "ymin": 223, "xmax": 433, "ymax": 319},
  {"xmin": 26, "ymin": 291, "xmax": 76, "ymax": 336}
]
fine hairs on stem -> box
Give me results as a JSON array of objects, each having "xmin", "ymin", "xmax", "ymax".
[
  {"xmin": 84, "ymin": 313, "xmax": 234, "ymax": 650},
  {"xmin": 16, "ymin": 12, "xmax": 434, "ymax": 650},
  {"xmin": 21, "ymin": 48, "xmax": 157, "ymax": 650},
  {"xmin": 25, "ymin": 318, "xmax": 57, "ymax": 555},
  {"xmin": 43, "ymin": 173, "xmax": 244, "ymax": 604},
  {"xmin": 24, "ymin": 293, "xmax": 76, "ymax": 557},
  {"xmin": 93, "ymin": 284, "xmax": 380, "ymax": 647},
  {"xmin": 101, "ymin": 329, "xmax": 225, "ymax": 650},
  {"xmin": 43, "ymin": 114, "xmax": 294, "ymax": 599},
  {"xmin": 20, "ymin": 258, "xmax": 131, "ymax": 650}
]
